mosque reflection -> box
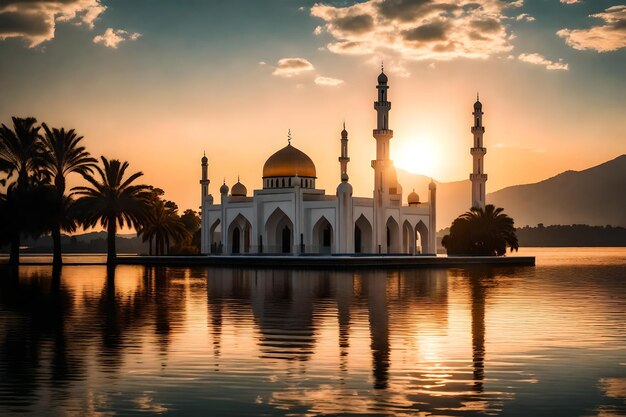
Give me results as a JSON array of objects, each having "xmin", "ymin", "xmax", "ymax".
[{"xmin": 0, "ymin": 264, "xmax": 503, "ymax": 415}]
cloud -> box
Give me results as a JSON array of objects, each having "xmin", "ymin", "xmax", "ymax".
[
  {"xmin": 93, "ymin": 28, "xmax": 140, "ymax": 48},
  {"xmin": 314, "ymin": 76, "xmax": 344, "ymax": 86},
  {"xmin": 518, "ymin": 52, "xmax": 569, "ymax": 70},
  {"xmin": 313, "ymin": 25, "xmax": 323, "ymax": 35},
  {"xmin": 272, "ymin": 57, "xmax": 315, "ymax": 77},
  {"xmin": 310, "ymin": 0, "xmax": 517, "ymax": 62},
  {"xmin": 560, "ymin": 0, "xmax": 580, "ymax": 4},
  {"xmin": 0, "ymin": 0, "xmax": 106, "ymax": 47},
  {"xmin": 516, "ymin": 13, "xmax": 535, "ymax": 22},
  {"xmin": 557, "ymin": 5, "xmax": 626, "ymax": 52}
]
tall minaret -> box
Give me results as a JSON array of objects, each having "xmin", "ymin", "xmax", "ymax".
[
  {"xmin": 200, "ymin": 152, "xmax": 210, "ymax": 200},
  {"xmin": 470, "ymin": 94, "xmax": 487, "ymax": 209},
  {"xmin": 372, "ymin": 66, "xmax": 400, "ymax": 253},
  {"xmin": 339, "ymin": 122, "xmax": 350, "ymax": 179},
  {"xmin": 337, "ymin": 123, "xmax": 353, "ymax": 253},
  {"xmin": 200, "ymin": 153, "xmax": 213, "ymax": 254}
]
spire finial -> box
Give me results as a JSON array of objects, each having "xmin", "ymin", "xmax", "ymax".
[
  {"xmin": 381, "ymin": 61, "xmax": 384, "ymax": 72},
  {"xmin": 237, "ymin": 174, "xmax": 240, "ymax": 182},
  {"xmin": 203, "ymin": 150, "xmax": 206, "ymax": 157},
  {"xmin": 477, "ymin": 92, "xmax": 480, "ymax": 101},
  {"xmin": 288, "ymin": 128, "xmax": 291, "ymax": 145},
  {"xmin": 343, "ymin": 120, "xmax": 345, "ymax": 130},
  {"xmin": 223, "ymin": 178, "xmax": 225, "ymax": 184}
]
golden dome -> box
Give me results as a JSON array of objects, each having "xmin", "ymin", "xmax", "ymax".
[
  {"xmin": 263, "ymin": 144, "xmax": 316, "ymax": 178},
  {"xmin": 408, "ymin": 189, "xmax": 420, "ymax": 205}
]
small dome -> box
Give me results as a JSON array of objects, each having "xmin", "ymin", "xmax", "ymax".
[
  {"xmin": 408, "ymin": 189, "xmax": 420, "ymax": 205},
  {"xmin": 219, "ymin": 182, "xmax": 229, "ymax": 194},
  {"xmin": 263, "ymin": 143, "xmax": 316, "ymax": 178},
  {"xmin": 474, "ymin": 97, "xmax": 482, "ymax": 111},
  {"xmin": 231, "ymin": 180, "xmax": 247, "ymax": 197},
  {"xmin": 201, "ymin": 155, "xmax": 208, "ymax": 164},
  {"xmin": 337, "ymin": 181, "xmax": 353, "ymax": 196},
  {"xmin": 429, "ymin": 179, "xmax": 437, "ymax": 190},
  {"xmin": 378, "ymin": 70, "xmax": 388, "ymax": 84}
]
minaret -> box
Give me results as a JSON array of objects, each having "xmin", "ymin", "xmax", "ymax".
[
  {"xmin": 339, "ymin": 122, "xmax": 350, "ymax": 179},
  {"xmin": 200, "ymin": 153, "xmax": 213, "ymax": 254},
  {"xmin": 470, "ymin": 94, "xmax": 487, "ymax": 209},
  {"xmin": 337, "ymin": 123, "xmax": 353, "ymax": 253},
  {"xmin": 372, "ymin": 66, "xmax": 400, "ymax": 253},
  {"xmin": 200, "ymin": 152, "xmax": 210, "ymax": 200}
]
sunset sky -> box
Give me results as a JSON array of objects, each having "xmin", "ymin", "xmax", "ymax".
[{"xmin": 1, "ymin": 0, "xmax": 624, "ymax": 212}]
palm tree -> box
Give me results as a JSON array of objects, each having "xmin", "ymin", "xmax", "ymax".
[
  {"xmin": 72, "ymin": 157, "xmax": 151, "ymax": 264},
  {"xmin": 0, "ymin": 117, "xmax": 44, "ymax": 265},
  {"xmin": 442, "ymin": 204, "xmax": 519, "ymax": 256},
  {"xmin": 40, "ymin": 124, "xmax": 97, "ymax": 266},
  {"xmin": 138, "ymin": 198, "xmax": 190, "ymax": 256}
]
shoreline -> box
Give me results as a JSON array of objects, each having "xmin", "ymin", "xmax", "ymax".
[
  {"xmin": 1, "ymin": 254, "xmax": 536, "ymax": 269},
  {"xmin": 115, "ymin": 254, "xmax": 536, "ymax": 269}
]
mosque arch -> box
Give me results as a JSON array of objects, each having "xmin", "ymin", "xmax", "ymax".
[
  {"xmin": 415, "ymin": 220, "xmax": 429, "ymax": 254},
  {"xmin": 228, "ymin": 214, "xmax": 252, "ymax": 254},
  {"xmin": 354, "ymin": 214, "xmax": 373, "ymax": 254},
  {"xmin": 386, "ymin": 217, "xmax": 400, "ymax": 254},
  {"xmin": 265, "ymin": 207, "xmax": 294, "ymax": 254},
  {"xmin": 402, "ymin": 220, "xmax": 414, "ymax": 254},
  {"xmin": 312, "ymin": 216, "xmax": 333, "ymax": 254},
  {"xmin": 209, "ymin": 219, "xmax": 221, "ymax": 254}
]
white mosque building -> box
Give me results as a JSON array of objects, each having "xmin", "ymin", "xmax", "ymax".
[{"xmin": 199, "ymin": 70, "xmax": 486, "ymax": 256}]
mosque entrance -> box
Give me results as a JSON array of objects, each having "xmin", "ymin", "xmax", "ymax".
[
  {"xmin": 265, "ymin": 207, "xmax": 294, "ymax": 254},
  {"xmin": 416, "ymin": 220, "xmax": 429, "ymax": 254},
  {"xmin": 232, "ymin": 228, "xmax": 240, "ymax": 254},
  {"xmin": 281, "ymin": 226, "xmax": 291, "ymax": 253},
  {"xmin": 312, "ymin": 216, "xmax": 333, "ymax": 254},
  {"xmin": 354, "ymin": 214, "xmax": 372, "ymax": 254}
]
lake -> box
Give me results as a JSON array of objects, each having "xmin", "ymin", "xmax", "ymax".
[{"xmin": 0, "ymin": 248, "xmax": 625, "ymax": 416}]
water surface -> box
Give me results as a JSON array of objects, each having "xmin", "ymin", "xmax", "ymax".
[{"xmin": 0, "ymin": 248, "xmax": 625, "ymax": 416}]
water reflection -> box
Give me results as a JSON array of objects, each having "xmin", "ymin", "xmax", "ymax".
[{"xmin": 0, "ymin": 255, "xmax": 625, "ymax": 416}]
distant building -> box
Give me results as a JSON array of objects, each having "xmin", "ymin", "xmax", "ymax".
[{"xmin": 199, "ymin": 69, "xmax": 437, "ymax": 255}]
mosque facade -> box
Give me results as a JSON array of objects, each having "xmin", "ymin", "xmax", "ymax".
[{"xmin": 198, "ymin": 70, "xmax": 472, "ymax": 256}]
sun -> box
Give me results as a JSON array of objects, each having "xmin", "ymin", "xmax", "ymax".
[{"xmin": 393, "ymin": 138, "xmax": 440, "ymax": 177}]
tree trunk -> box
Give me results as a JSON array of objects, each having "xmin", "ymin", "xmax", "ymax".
[
  {"xmin": 9, "ymin": 232, "xmax": 20, "ymax": 267},
  {"xmin": 107, "ymin": 219, "xmax": 116, "ymax": 265},
  {"xmin": 52, "ymin": 225, "xmax": 62, "ymax": 266}
]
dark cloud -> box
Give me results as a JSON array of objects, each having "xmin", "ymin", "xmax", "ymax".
[
  {"xmin": 471, "ymin": 18, "xmax": 502, "ymax": 33},
  {"xmin": 403, "ymin": 21, "xmax": 449, "ymax": 42},
  {"xmin": 333, "ymin": 13, "xmax": 374, "ymax": 34},
  {"xmin": 0, "ymin": 10, "xmax": 50, "ymax": 37},
  {"xmin": 377, "ymin": 0, "xmax": 433, "ymax": 21}
]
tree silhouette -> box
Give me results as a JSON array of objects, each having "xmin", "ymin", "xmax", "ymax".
[
  {"xmin": 41, "ymin": 124, "xmax": 97, "ymax": 266},
  {"xmin": 0, "ymin": 117, "xmax": 47, "ymax": 266},
  {"xmin": 138, "ymin": 192, "xmax": 189, "ymax": 256},
  {"xmin": 442, "ymin": 204, "xmax": 519, "ymax": 256},
  {"xmin": 72, "ymin": 157, "xmax": 151, "ymax": 264}
]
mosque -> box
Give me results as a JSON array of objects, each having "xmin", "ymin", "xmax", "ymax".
[{"xmin": 199, "ymin": 69, "xmax": 487, "ymax": 255}]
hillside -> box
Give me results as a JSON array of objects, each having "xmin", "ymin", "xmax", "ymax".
[
  {"xmin": 489, "ymin": 155, "xmax": 626, "ymax": 227},
  {"xmin": 398, "ymin": 155, "xmax": 626, "ymax": 229}
]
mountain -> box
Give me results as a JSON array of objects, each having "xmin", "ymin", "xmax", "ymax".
[
  {"xmin": 489, "ymin": 155, "xmax": 626, "ymax": 227},
  {"xmin": 397, "ymin": 154, "xmax": 626, "ymax": 229}
]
